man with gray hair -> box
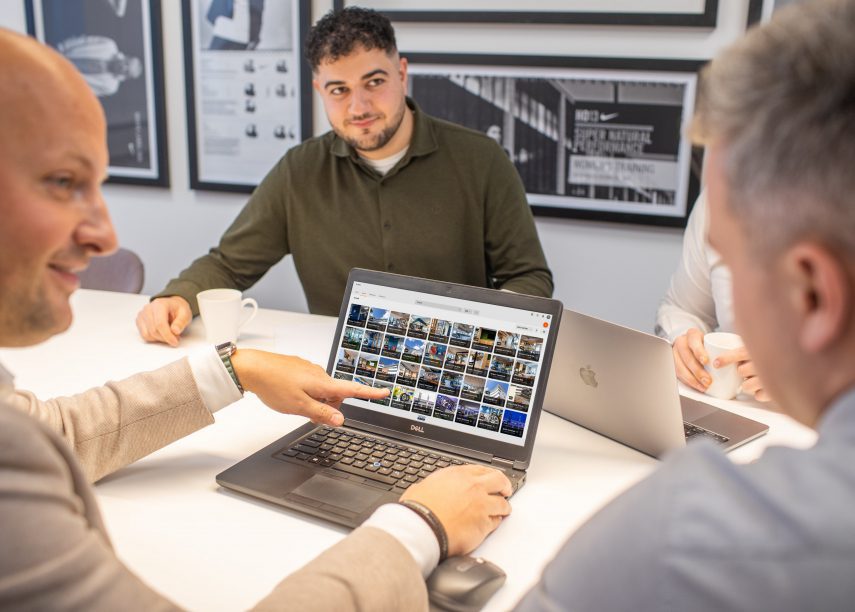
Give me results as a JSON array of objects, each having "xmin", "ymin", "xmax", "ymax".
[{"xmin": 514, "ymin": 0, "xmax": 855, "ymax": 609}]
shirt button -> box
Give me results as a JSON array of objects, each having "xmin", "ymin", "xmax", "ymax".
[{"xmin": 383, "ymin": 221, "xmax": 392, "ymax": 230}]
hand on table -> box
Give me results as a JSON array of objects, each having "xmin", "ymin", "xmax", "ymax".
[
  {"xmin": 136, "ymin": 296, "xmax": 192, "ymax": 347},
  {"xmin": 401, "ymin": 464, "xmax": 513, "ymax": 557},
  {"xmin": 231, "ymin": 349, "xmax": 388, "ymax": 426}
]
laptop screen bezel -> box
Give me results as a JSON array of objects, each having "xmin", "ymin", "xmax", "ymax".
[{"xmin": 325, "ymin": 268, "xmax": 563, "ymax": 465}]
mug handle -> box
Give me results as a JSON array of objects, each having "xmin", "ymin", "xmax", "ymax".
[{"xmin": 238, "ymin": 298, "xmax": 258, "ymax": 332}]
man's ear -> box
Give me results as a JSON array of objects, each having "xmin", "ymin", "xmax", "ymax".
[
  {"xmin": 399, "ymin": 56, "xmax": 408, "ymax": 88},
  {"xmin": 312, "ymin": 78, "xmax": 321, "ymax": 94},
  {"xmin": 785, "ymin": 242, "xmax": 850, "ymax": 353}
]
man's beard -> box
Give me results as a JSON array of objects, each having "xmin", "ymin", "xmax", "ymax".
[
  {"xmin": 339, "ymin": 102, "xmax": 406, "ymax": 153},
  {"xmin": 0, "ymin": 281, "xmax": 62, "ymax": 347}
]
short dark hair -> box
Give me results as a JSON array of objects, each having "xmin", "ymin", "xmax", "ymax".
[{"xmin": 305, "ymin": 7, "xmax": 397, "ymax": 72}]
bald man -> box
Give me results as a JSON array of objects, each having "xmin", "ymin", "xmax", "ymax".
[{"xmin": 0, "ymin": 29, "xmax": 511, "ymax": 610}]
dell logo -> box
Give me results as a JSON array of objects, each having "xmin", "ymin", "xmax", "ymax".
[
  {"xmin": 410, "ymin": 424, "xmax": 425, "ymax": 433},
  {"xmin": 579, "ymin": 365, "xmax": 598, "ymax": 388}
]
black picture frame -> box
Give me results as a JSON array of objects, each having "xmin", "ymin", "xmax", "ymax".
[
  {"xmin": 405, "ymin": 54, "xmax": 704, "ymax": 228},
  {"xmin": 332, "ymin": 0, "xmax": 718, "ymax": 28},
  {"xmin": 25, "ymin": 0, "xmax": 170, "ymax": 187},
  {"xmin": 746, "ymin": 0, "xmax": 803, "ymax": 25},
  {"xmin": 182, "ymin": 0, "xmax": 312, "ymax": 193}
]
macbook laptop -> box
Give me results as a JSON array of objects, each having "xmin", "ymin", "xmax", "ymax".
[
  {"xmin": 543, "ymin": 309, "xmax": 768, "ymax": 458},
  {"xmin": 217, "ymin": 269, "xmax": 563, "ymax": 527}
]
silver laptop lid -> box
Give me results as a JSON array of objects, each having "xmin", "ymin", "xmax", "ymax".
[{"xmin": 543, "ymin": 309, "xmax": 687, "ymax": 458}]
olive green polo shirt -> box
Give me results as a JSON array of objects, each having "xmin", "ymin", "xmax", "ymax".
[{"xmin": 158, "ymin": 99, "xmax": 553, "ymax": 316}]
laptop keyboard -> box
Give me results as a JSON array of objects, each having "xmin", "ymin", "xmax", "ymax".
[
  {"xmin": 274, "ymin": 426, "xmax": 522, "ymax": 495},
  {"xmin": 683, "ymin": 422, "xmax": 730, "ymax": 445}
]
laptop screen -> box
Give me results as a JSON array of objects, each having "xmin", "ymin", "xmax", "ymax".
[{"xmin": 330, "ymin": 278, "xmax": 555, "ymax": 449}]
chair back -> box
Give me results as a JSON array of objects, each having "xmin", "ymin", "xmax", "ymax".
[{"xmin": 78, "ymin": 247, "xmax": 145, "ymax": 293}]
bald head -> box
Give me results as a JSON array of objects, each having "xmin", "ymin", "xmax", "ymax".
[
  {"xmin": 0, "ymin": 29, "xmax": 116, "ymax": 347},
  {"xmin": 0, "ymin": 29, "xmax": 105, "ymax": 151}
]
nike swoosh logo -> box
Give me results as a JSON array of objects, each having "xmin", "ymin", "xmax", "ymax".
[{"xmin": 599, "ymin": 112, "xmax": 619, "ymax": 121}]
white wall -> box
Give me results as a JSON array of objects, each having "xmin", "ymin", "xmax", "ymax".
[{"xmin": 0, "ymin": 1, "xmax": 753, "ymax": 330}]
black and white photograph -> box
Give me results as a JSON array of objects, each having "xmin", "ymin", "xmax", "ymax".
[
  {"xmin": 332, "ymin": 0, "xmax": 718, "ymax": 27},
  {"xmin": 407, "ymin": 54, "xmax": 704, "ymax": 227},
  {"xmin": 26, "ymin": 0, "xmax": 169, "ymax": 186},
  {"xmin": 182, "ymin": 0, "xmax": 311, "ymax": 192}
]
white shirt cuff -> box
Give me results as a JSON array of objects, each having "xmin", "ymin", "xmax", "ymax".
[
  {"xmin": 187, "ymin": 347, "xmax": 243, "ymax": 414},
  {"xmin": 362, "ymin": 503, "xmax": 441, "ymax": 578}
]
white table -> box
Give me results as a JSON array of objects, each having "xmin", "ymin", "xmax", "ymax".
[{"xmin": 0, "ymin": 289, "xmax": 817, "ymax": 611}]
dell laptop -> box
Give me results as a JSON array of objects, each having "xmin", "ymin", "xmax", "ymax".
[
  {"xmin": 543, "ymin": 309, "xmax": 768, "ymax": 458},
  {"xmin": 217, "ymin": 269, "xmax": 563, "ymax": 527}
]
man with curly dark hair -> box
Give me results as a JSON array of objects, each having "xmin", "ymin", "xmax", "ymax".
[{"xmin": 138, "ymin": 7, "xmax": 553, "ymax": 347}]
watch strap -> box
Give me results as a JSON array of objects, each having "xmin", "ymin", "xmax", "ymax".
[{"xmin": 215, "ymin": 341, "xmax": 244, "ymax": 394}]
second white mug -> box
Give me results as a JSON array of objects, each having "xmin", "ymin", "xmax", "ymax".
[
  {"xmin": 703, "ymin": 331, "xmax": 744, "ymax": 400},
  {"xmin": 197, "ymin": 289, "xmax": 258, "ymax": 345}
]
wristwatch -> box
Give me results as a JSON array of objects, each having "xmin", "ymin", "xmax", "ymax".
[{"xmin": 216, "ymin": 341, "xmax": 244, "ymax": 394}]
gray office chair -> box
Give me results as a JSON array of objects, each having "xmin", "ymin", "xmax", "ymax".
[{"xmin": 78, "ymin": 247, "xmax": 145, "ymax": 294}]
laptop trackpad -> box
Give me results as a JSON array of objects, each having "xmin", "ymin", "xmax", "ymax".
[{"xmin": 288, "ymin": 474, "xmax": 384, "ymax": 513}]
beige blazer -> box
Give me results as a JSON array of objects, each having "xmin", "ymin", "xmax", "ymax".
[{"xmin": 0, "ymin": 359, "xmax": 426, "ymax": 611}]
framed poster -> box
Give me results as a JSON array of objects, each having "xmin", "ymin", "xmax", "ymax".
[
  {"xmin": 25, "ymin": 0, "xmax": 170, "ymax": 187},
  {"xmin": 332, "ymin": 0, "xmax": 718, "ymax": 28},
  {"xmin": 406, "ymin": 54, "xmax": 704, "ymax": 227},
  {"xmin": 182, "ymin": 0, "xmax": 312, "ymax": 193},
  {"xmin": 747, "ymin": 0, "xmax": 803, "ymax": 25}
]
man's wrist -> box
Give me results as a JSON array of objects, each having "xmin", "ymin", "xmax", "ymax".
[
  {"xmin": 215, "ymin": 342, "xmax": 244, "ymax": 394},
  {"xmin": 398, "ymin": 499, "xmax": 448, "ymax": 562}
]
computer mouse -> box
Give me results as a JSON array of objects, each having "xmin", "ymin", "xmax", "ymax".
[{"xmin": 427, "ymin": 555, "xmax": 507, "ymax": 612}]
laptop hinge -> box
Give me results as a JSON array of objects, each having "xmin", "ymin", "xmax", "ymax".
[{"xmin": 491, "ymin": 456, "xmax": 515, "ymax": 470}]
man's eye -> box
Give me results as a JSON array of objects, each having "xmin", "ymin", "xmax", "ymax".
[
  {"xmin": 330, "ymin": 87, "xmax": 347, "ymax": 96},
  {"xmin": 367, "ymin": 78, "xmax": 384, "ymax": 88},
  {"xmin": 50, "ymin": 176, "xmax": 74, "ymax": 189}
]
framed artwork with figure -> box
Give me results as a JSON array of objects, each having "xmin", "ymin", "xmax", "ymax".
[
  {"xmin": 181, "ymin": 0, "xmax": 312, "ymax": 192},
  {"xmin": 406, "ymin": 53, "xmax": 705, "ymax": 227},
  {"xmin": 25, "ymin": 0, "xmax": 170, "ymax": 187}
]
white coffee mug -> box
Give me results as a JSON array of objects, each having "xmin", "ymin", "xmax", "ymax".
[
  {"xmin": 197, "ymin": 289, "xmax": 258, "ymax": 345},
  {"xmin": 703, "ymin": 332, "xmax": 744, "ymax": 400}
]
